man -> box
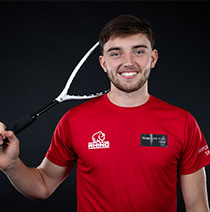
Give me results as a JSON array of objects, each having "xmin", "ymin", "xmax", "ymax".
[{"xmin": 0, "ymin": 15, "xmax": 210, "ymax": 212}]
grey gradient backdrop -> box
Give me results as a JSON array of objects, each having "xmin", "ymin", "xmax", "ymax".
[{"xmin": 0, "ymin": 1, "xmax": 210, "ymax": 211}]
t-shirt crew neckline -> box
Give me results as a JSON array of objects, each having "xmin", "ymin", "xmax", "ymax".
[{"xmin": 103, "ymin": 94, "xmax": 153, "ymax": 112}]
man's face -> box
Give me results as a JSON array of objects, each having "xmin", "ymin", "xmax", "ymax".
[{"xmin": 99, "ymin": 33, "xmax": 158, "ymax": 93}]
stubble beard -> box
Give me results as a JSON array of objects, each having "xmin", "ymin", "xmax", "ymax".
[{"xmin": 106, "ymin": 66, "xmax": 151, "ymax": 93}]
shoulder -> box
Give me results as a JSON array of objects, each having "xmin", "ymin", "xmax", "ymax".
[
  {"xmin": 149, "ymin": 96, "xmax": 199, "ymax": 128},
  {"xmin": 61, "ymin": 95, "xmax": 105, "ymax": 121},
  {"xmin": 150, "ymin": 95, "xmax": 189, "ymax": 116},
  {"xmin": 72, "ymin": 95, "xmax": 104, "ymax": 112}
]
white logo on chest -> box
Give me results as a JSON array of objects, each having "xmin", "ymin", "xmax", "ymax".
[{"xmin": 88, "ymin": 131, "xmax": 110, "ymax": 149}]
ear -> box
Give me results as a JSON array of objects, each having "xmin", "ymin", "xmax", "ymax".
[
  {"xmin": 99, "ymin": 55, "xmax": 107, "ymax": 73},
  {"xmin": 150, "ymin": 49, "xmax": 158, "ymax": 69}
]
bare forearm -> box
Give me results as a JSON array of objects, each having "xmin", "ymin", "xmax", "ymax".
[
  {"xmin": 186, "ymin": 208, "xmax": 209, "ymax": 212},
  {"xmin": 181, "ymin": 168, "xmax": 210, "ymax": 212},
  {"xmin": 0, "ymin": 124, "xmax": 63, "ymax": 200},
  {"xmin": 2, "ymin": 157, "xmax": 49, "ymax": 200},
  {"xmin": 185, "ymin": 201, "xmax": 209, "ymax": 212}
]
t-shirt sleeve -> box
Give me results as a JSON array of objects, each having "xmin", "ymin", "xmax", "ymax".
[
  {"xmin": 46, "ymin": 111, "xmax": 77, "ymax": 168},
  {"xmin": 179, "ymin": 112, "xmax": 210, "ymax": 175}
]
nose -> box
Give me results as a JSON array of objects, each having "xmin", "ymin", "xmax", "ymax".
[{"xmin": 122, "ymin": 53, "xmax": 134, "ymax": 68}]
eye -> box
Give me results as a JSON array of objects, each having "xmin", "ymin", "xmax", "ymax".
[
  {"xmin": 108, "ymin": 50, "xmax": 123, "ymax": 58},
  {"xmin": 111, "ymin": 52, "xmax": 119, "ymax": 56},
  {"xmin": 110, "ymin": 52, "xmax": 120, "ymax": 57},
  {"xmin": 135, "ymin": 50, "xmax": 144, "ymax": 55}
]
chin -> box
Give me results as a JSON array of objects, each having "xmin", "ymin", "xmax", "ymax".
[{"xmin": 118, "ymin": 81, "xmax": 147, "ymax": 93}]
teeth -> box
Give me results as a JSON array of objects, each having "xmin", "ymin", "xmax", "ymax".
[{"xmin": 121, "ymin": 72, "xmax": 137, "ymax": 77}]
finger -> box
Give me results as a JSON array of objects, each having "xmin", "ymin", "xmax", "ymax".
[
  {"xmin": 2, "ymin": 130, "xmax": 16, "ymax": 140},
  {"xmin": 0, "ymin": 134, "xmax": 4, "ymax": 145},
  {"xmin": 0, "ymin": 122, "xmax": 7, "ymax": 131},
  {"xmin": 0, "ymin": 122, "xmax": 18, "ymax": 145},
  {"xmin": 0, "ymin": 130, "xmax": 18, "ymax": 146},
  {"xmin": 0, "ymin": 122, "xmax": 7, "ymax": 145}
]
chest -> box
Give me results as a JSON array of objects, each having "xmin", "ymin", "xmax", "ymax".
[{"xmin": 70, "ymin": 112, "xmax": 184, "ymax": 172}]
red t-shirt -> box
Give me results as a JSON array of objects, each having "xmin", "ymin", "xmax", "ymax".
[{"xmin": 46, "ymin": 95, "xmax": 210, "ymax": 212}]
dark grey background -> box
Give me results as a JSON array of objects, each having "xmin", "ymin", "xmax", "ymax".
[{"xmin": 0, "ymin": 1, "xmax": 210, "ymax": 211}]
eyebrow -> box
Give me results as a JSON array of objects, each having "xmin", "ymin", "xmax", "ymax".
[
  {"xmin": 133, "ymin": 45, "xmax": 148, "ymax": 49},
  {"xmin": 106, "ymin": 47, "xmax": 121, "ymax": 53},
  {"xmin": 106, "ymin": 45, "xmax": 148, "ymax": 53}
]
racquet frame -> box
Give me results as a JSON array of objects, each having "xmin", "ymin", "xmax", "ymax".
[{"xmin": 6, "ymin": 41, "xmax": 108, "ymax": 135}]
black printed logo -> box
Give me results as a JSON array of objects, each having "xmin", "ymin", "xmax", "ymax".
[{"xmin": 140, "ymin": 134, "xmax": 168, "ymax": 147}]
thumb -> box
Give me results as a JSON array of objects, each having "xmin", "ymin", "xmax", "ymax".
[
  {"xmin": 0, "ymin": 122, "xmax": 7, "ymax": 145},
  {"xmin": 0, "ymin": 122, "xmax": 18, "ymax": 145},
  {"xmin": 2, "ymin": 130, "xmax": 17, "ymax": 143}
]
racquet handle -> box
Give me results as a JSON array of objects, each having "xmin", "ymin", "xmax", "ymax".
[
  {"xmin": 3, "ymin": 115, "xmax": 36, "ymax": 143},
  {"xmin": 4, "ymin": 100, "xmax": 59, "ymax": 141},
  {"xmin": 7, "ymin": 115, "xmax": 37, "ymax": 135}
]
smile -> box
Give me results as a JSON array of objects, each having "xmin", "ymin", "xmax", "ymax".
[{"xmin": 119, "ymin": 71, "xmax": 138, "ymax": 79}]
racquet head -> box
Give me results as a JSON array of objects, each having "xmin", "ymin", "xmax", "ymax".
[{"xmin": 56, "ymin": 42, "xmax": 110, "ymax": 102}]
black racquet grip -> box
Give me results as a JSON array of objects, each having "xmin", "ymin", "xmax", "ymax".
[
  {"xmin": 7, "ymin": 115, "xmax": 36, "ymax": 135},
  {"xmin": 3, "ymin": 100, "xmax": 59, "ymax": 143}
]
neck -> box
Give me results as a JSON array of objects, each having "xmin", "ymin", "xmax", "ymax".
[{"xmin": 107, "ymin": 82, "xmax": 150, "ymax": 107}]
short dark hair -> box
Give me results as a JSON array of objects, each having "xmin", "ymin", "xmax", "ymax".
[{"xmin": 99, "ymin": 15, "xmax": 156, "ymax": 54}]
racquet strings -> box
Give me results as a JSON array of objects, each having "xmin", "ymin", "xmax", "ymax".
[{"xmin": 67, "ymin": 46, "xmax": 110, "ymax": 97}]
